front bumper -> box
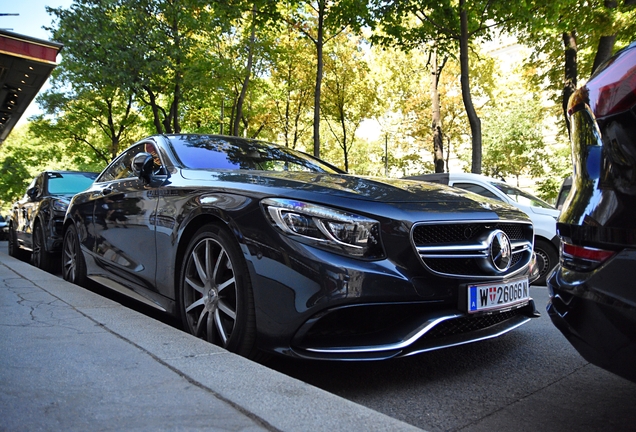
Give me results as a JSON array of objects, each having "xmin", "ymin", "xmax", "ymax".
[
  {"xmin": 248, "ymin": 247, "xmax": 539, "ymax": 361},
  {"xmin": 243, "ymin": 214, "xmax": 538, "ymax": 361},
  {"xmin": 546, "ymin": 252, "xmax": 636, "ymax": 383},
  {"xmin": 287, "ymin": 300, "xmax": 537, "ymax": 360}
]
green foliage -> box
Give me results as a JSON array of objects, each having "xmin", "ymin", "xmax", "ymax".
[
  {"xmin": 322, "ymin": 31, "xmax": 379, "ymax": 171},
  {"xmin": 263, "ymin": 20, "xmax": 315, "ymax": 149},
  {"xmin": 0, "ymin": 124, "xmax": 103, "ymax": 212},
  {"xmin": 519, "ymin": 0, "xmax": 636, "ymax": 132},
  {"xmin": 482, "ymin": 96, "xmax": 548, "ymax": 181},
  {"xmin": 534, "ymin": 144, "xmax": 572, "ymax": 202},
  {"xmin": 0, "ymin": 0, "xmax": 594, "ymax": 198}
]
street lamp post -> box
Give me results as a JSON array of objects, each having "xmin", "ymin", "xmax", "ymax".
[
  {"xmin": 385, "ymin": 134, "xmax": 388, "ymax": 177},
  {"xmin": 220, "ymin": 99, "xmax": 224, "ymax": 135}
]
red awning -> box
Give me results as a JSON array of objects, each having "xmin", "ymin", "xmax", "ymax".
[{"xmin": 0, "ymin": 30, "xmax": 63, "ymax": 144}]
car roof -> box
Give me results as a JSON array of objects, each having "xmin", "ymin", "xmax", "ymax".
[{"xmin": 43, "ymin": 170, "xmax": 99, "ymax": 175}]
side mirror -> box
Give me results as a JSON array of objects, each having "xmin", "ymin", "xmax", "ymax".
[
  {"xmin": 27, "ymin": 187, "xmax": 39, "ymax": 200},
  {"xmin": 132, "ymin": 152, "xmax": 154, "ymax": 183}
]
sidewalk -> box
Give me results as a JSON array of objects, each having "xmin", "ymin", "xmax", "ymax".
[{"xmin": 0, "ymin": 249, "xmax": 421, "ymax": 431}]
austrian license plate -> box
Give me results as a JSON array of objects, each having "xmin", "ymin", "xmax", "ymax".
[{"xmin": 467, "ymin": 277, "xmax": 529, "ymax": 313}]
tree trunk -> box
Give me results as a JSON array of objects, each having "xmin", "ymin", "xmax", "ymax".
[
  {"xmin": 592, "ymin": 35, "xmax": 616, "ymax": 74},
  {"xmin": 171, "ymin": 82, "xmax": 180, "ymax": 133},
  {"xmin": 431, "ymin": 47, "xmax": 445, "ymax": 173},
  {"xmin": 233, "ymin": 5, "xmax": 257, "ymax": 137},
  {"xmin": 591, "ymin": 0, "xmax": 618, "ymax": 74},
  {"xmin": 144, "ymin": 86, "xmax": 164, "ymax": 134},
  {"xmin": 562, "ymin": 31, "xmax": 577, "ymax": 134},
  {"xmin": 172, "ymin": 14, "xmax": 181, "ymax": 133},
  {"xmin": 313, "ymin": 0, "xmax": 325, "ymax": 158},
  {"xmin": 340, "ymin": 106, "xmax": 348, "ymax": 171},
  {"xmin": 459, "ymin": 0, "xmax": 482, "ymax": 174}
]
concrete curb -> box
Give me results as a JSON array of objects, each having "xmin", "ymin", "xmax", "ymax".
[{"xmin": 0, "ymin": 249, "xmax": 422, "ymax": 431}]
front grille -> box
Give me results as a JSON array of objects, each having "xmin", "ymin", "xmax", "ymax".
[
  {"xmin": 425, "ymin": 253, "xmax": 523, "ymax": 276},
  {"xmin": 411, "ymin": 220, "xmax": 533, "ymax": 279},
  {"xmin": 413, "ymin": 222, "xmax": 525, "ymax": 244}
]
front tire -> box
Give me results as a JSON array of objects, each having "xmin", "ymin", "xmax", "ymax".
[
  {"xmin": 32, "ymin": 222, "xmax": 53, "ymax": 272},
  {"xmin": 533, "ymin": 238, "xmax": 558, "ymax": 286},
  {"xmin": 62, "ymin": 224, "xmax": 87, "ymax": 286},
  {"xmin": 178, "ymin": 224, "xmax": 257, "ymax": 358}
]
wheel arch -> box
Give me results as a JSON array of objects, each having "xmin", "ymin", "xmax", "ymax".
[
  {"xmin": 32, "ymin": 213, "xmax": 49, "ymax": 253},
  {"xmin": 62, "ymin": 217, "xmax": 76, "ymax": 239},
  {"xmin": 532, "ymin": 235, "xmax": 560, "ymax": 286},
  {"xmin": 534, "ymin": 235, "xmax": 558, "ymax": 251},
  {"xmin": 174, "ymin": 213, "xmax": 246, "ymax": 295}
]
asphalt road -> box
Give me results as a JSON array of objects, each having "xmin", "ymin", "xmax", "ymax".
[
  {"xmin": 9, "ymin": 246, "xmax": 636, "ymax": 432},
  {"xmin": 261, "ymin": 286, "xmax": 636, "ymax": 432}
]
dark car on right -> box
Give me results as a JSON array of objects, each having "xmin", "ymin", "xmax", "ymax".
[{"xmin": 547, "ymin": 41, "xmax": 636, "ymax": 382}]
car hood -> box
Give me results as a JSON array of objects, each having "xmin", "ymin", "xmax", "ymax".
[
  {"xmin": 179, "ymin": 169, "xmax": 527, "ymax": 219},
  {"xmin": 527, "ymin": 206, "xmax": 560, "ymax": 218}
]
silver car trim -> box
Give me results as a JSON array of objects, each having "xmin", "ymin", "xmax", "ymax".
[{"xmin": 304, "ymin": 314, "xmax": 462, "ymax": 354}]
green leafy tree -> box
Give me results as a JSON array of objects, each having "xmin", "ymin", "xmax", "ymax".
[
  {"xmin": 40, "ymin": 0, "xmax": 147, "ymax": 160},
  {"xmin": 264, "ymin": 21, "xmax": 315, "ymax": 149},
  {"xmin": 34, "ymin": 84, "xmax": 141, "ymax": 162},
  {"xmin": 365, "ymin": 45, "xmax": 432, "ymax": 177},
  {"xmin": 283, "ymin": 0, "xmax": 370, "ymax": 158},
  {"xmin": 534, "ymin": 144, "xmax": 571, "ymax": 203},
  {"xmin": 482, "ymin": 97, "xmax": 548, "ymax": 186},
  {"xmin": 322, "ymin": 32, "xmax": 378, "ymax": 172},
  {"xmin": 0, "ymin": 125, "xmax": 102, "ymax": 212},
  {"xmin": 520, "ymin": 0, "xmax": 636, "ymax": 134},
  {"xmin": 370, "ymin": 0, "xmax": 551, "ymax": 174},
  {"xmin": 222, "ymin": 1, "xmax": 280, "ymax": 137}
]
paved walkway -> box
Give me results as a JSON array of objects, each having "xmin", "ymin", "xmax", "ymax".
[{"xmin": 0, "ymin": 248, "xmax": 421, "ymax": 431}]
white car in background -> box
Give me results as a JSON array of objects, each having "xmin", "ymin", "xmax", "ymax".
[{"xmin": 406, "ymin": 173, "xmax": 559, "ymax": 286}]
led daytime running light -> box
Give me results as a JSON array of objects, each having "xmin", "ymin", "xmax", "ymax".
[{"xmin": 262, "ymin": 198, "xmax": 383, "ymax": 258}]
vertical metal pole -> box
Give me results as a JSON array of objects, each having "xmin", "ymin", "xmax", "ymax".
[
  {"xmin": 220, "ymin": 99, "xmax": 225, "ymax": 135},
  {"xmin": 385, "ymin": 134, "xmax": 388, "ymax": 177}
]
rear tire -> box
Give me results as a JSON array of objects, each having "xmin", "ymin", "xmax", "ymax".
[
  {"xmin": 32, "ymin": 222, "xmax": 53, "ymax": 272},
  {"xmin": 178, "ymin": 224, "xmax": 258, "ymax": 358},
  {"xmin": 62, "ymin": 224, "xmax": 87, "ymax": 286},
  {"xmin": 533, "ymin": 238, "xmax": 558, "ymax": 286},
  {"xmin": 8, "ymin": 225, "xmax": 28, "ymax": 261}
]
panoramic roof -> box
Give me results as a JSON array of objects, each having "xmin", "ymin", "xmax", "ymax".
[{"xmin": 0, "ymin": 30, "xmax": 62, "ymax": 145}]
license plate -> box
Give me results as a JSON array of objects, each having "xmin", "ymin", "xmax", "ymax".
[{"xmin": 468, "ymin": 277, "xmax": 529, "ymax": 313}]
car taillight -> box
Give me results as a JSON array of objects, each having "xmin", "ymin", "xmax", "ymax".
[
  {"xmin": 569, "ymin": 45, "xmax": 636, "ymax": 118},
  {"xmin": 561, "ymin": 241, "xmax": 616, "ymax": 271}
]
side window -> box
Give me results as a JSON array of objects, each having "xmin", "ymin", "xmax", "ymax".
[
  {"xmin": 98, "ymin": 144, "xmax": 148, "ymax": 182},
  {"xmin": 144, "ymin": 143, "xmax": 163, "ymax": 173},
  {"xmin": 453, "ymin": 182, "xmax": 502, "ymax": 201}
]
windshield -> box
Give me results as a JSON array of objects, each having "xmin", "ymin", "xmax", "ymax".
[
  {"xmin": 47, "ymin": 172, "xmax": 98, "ymax": 195},
  {"xmin": 167, "ymin": 135, "xmax": 343, "ymax": 174},
  {"xmin": 490, "ymin": 182, "xmax": 555, "ymax": 209}
]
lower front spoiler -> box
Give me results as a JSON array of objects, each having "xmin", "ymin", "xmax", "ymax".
[{"xmin": 287, "ymin": 300, "xmax": 537, "ymax": 361}]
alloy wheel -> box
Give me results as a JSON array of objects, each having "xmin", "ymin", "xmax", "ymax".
[
  {"xmin": 32, "ymin": 225, "xmax": 44, "ymax": 269},
  {"xmin": 182, "ymin": 237, "xmax": 238, "ymax": 346},
  {"xmin": 62, "ymin": 229, "xmax": 78, "ymax": 282}
]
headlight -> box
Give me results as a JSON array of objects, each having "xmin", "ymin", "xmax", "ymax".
[
  {"xmin": 51, "ymin": 198, "xmax": 71, "ymax": 213},
  {"xmin": 261, "ymin": 198, "xmax": 384, "ymax": 259}
]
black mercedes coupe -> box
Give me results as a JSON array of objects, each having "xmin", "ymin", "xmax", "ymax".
[{"xmin": 62, "ymin": 134, "xmax": 539, "ymax": 360}]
